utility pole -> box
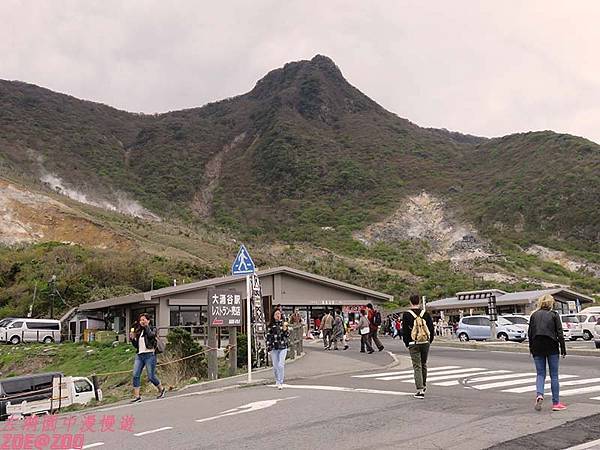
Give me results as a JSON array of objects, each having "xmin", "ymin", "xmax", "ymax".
[
  {"xmin": 49, "ymin": 275, "xmax": 57, "ymax": 319},
  {"xmin": 28, "ymin": 282, "xmax": 38, "ymax": 318}
]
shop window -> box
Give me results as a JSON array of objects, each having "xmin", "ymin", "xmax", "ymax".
[{"xmin": 169, "ymin": 306, "xmax": 206, "ymax": 334}]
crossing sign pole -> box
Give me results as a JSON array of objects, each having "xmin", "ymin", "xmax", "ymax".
[
  {"xmin": 231, "ymin": 245, "xmax": 256, "ymax": 383},
  {"xmin": 246, "ymin": 274, "xmax": 252, "ymax": 382}
]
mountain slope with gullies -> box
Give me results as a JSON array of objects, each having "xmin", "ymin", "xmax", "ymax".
[
  {"xmin": 0, "ymin": 55, "xmax": 599, "ymax": 314},
  {"xmin": 2, "ymin": 55, "xmax": 598, "ymax": 250}
]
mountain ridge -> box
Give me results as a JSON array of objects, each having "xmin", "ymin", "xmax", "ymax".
[{"xmin": 1, "ymin": 55, "xmax": 599, "ymax": 249}]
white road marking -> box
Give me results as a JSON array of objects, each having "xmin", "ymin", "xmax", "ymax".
[
  {"xmin": 559, "ymin": 385, "xmax": 600, "ymax": 396},
  {"xmin": 473, "ymin": 374, "xmax": 578, "ymax": 390},
  {"xmin": 462, "ymin": 372, "xmax": 537, "ymax": 384},
  {"xmin": 433, "ymin": 371, "xmax": 514, "ymax": 386},
  {"xmin": 424, "ymin": 370, "xmax": 511, "ymax": 383},
  {"xmin": 91, "ymin": 385, "xmax": 240, "ymax": 414},
  {"xmin": 565, "ymin": 437, "xmax": 600, "ymax": 449},
  {"xmin": 502, "ymin": 377, "xmax": 600, "ymax": 393},
  {"xmin": 69, "ymin": 444, "xmax": 104, "ymax": 450},
  {"xmin": 275, "ymin": 384, "xmax": 412, "ymax": 396},
  {"xmin": 378, "ymin": 367, "xmax": 485, "ymax": 381},
  {"xmin": 133, "ymin": 426, "xmax": 173, "ymax": 437},
  {"xmin": 195, "ymin": 397, "xmax": 297, "ymax": 423},
  {"xmin": 352, "ymin": 366, "xmax": 460, "ymax": 378}
]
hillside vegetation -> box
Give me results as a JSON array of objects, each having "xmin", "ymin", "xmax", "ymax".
[{"xmin": 0, "ymin": 55, "xmax": 598, "ymax": 311}]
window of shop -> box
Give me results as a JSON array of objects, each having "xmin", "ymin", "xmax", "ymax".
[
  {"xmin": 169, "ymin": 306, "xmax": 206, "ymax": 333},
  {"xmin": 131, "ymin": 307, "xmax": 156, "ymax": 328}
]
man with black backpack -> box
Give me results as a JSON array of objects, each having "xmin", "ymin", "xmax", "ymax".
[
  {"xmin": 402, "ymin": 294, "xmax": 435, "ymax": 399},
  {"xmin": 367, "ymin": 303, "xmax": 384, "ymax": 352}
]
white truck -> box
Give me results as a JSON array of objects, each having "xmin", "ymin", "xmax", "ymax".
[{"xmin": 0, "ymin": 372, "xmax": 101, "ymax": 420}]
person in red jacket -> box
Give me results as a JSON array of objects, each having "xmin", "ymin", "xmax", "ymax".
[{"xmin": 367, "ymin": 303, "xmax": 384, "ymax": 351}]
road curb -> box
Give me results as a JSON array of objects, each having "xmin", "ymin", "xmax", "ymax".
[
  {"xmin": 238, "ymin": 347, "xmax": 404, "ymax": 387},
  {"xmin": 434, "ymin": 341, "xmax": 600, "ymax": 357},
  {"xmin": 178, "ymin": 350, "xmax": 308, "ymax": 392}
]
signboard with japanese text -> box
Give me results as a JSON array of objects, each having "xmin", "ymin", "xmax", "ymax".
[{"xmin": 208, "ymin": 288, "xmax": 243, "ymax": 327}]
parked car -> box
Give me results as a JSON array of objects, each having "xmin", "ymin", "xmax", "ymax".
[
  {"xmin": 560, "ymin": 314, "xmax": 584, "ymax": 341},
  {"xmin": 576, "ymin": 313, "xmax": 599, "ymax": 341},
  {"xmin": 0, "ymin": 372, "xmax": 101, "ymax": 420},
  {"xmin": 500, "ymin": 314, "xmax": 529, "ymax": 329},
  {"xmin": 579, "ymin": 307, "xmax": 600, "ymax": 315},
  {"xmin": 456, "ymin": 315, "xmax": 527, "ymax": 342},
  {"xmin": 0, "ymin": 318, "xmax": 61, "ymax": 344}
]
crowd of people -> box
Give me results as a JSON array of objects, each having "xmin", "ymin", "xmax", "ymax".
[
  {"xmin": 130, "ymin": 294, "xmax": 568, "ymax": 412},
  {"xmin": 283, "ymin": 294, "xmax": 568, "ymax": 411}
]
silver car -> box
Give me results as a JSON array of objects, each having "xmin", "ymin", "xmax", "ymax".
[{"xmin": 456, "ymin": 315, "xmax": 527, "ymax": 342}]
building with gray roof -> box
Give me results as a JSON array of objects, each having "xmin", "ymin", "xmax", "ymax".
[{"xmin": 426, "ymin": 288, "xmax": 594, "ymax": 320}]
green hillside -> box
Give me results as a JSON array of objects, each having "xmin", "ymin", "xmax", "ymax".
[
  {"xmin": 2, "ymin": 55, "xmax": 598, "ymax": 250},
  {"xmin": 0, "ymin": 55, "xmax": 599, "ymax": 312}
]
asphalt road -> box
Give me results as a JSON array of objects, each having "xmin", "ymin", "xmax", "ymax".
[{"xmin": 36, "ymin": 339, "xmax": 600, "ymax": 450}]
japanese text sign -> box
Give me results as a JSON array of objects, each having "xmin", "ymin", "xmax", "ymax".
[{"xmin": 208, "ymin": 288, "xmax": 243, "ymax": 327}]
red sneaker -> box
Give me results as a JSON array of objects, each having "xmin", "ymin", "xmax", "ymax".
[{"xmin": 552, "ymin": 402, "xmax": 567, "ymax": 411}]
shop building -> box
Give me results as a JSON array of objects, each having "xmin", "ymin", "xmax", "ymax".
[
  {"xmin": 75, "ymin": 266, "xmax": 393, "ymax": 340},
  {"xmin": 426, "ymin": 288, "xmax": 594, "ymax": 322}
]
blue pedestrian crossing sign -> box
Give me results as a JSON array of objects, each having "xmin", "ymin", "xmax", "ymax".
[{"xmin": 232, "ymin": 245, "xmax": 255, "ymax": 275}]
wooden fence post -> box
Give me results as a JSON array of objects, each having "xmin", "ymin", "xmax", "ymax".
[
  {"xmin": 208, "ymin": 326, "xmax": 218, "ymax": 380},
  {"xmin": 229, "ymin": 326, "xmax": 237, "ymax": 376}
]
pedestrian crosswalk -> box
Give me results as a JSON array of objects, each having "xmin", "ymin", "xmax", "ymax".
[{"xmin": 352, "ymin": 365, "xmax": 600, "ymax": 401}]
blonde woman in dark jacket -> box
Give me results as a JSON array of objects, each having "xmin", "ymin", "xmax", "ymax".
[{"xmin": 528, "ymin": 294, "xmax": 567, "ymax": 412}]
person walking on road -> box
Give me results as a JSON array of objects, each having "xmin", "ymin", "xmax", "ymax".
[
  {"xmin": 332, "ymin": 310, "xmax": 346, "ymax": 350},
  {"xmin": 358, "ymin": 309, "xmax": 374, "ymax": 354},
  {"xmin": 320, "ymin": 310, "xmax": 334, "ymax": 350},
  {"xmin": 402, "ymin": 294, "xmax": 434, "ymax": 399},
  {"xmin": 528, "ymin": 294, "xmax": 567, "ymax": 411},
  {"xmin": 393, "ymin": 318, "xmax": 402, "ymax": 339},
  {"xmin": 129, "ymin": 313, "xmax": 166, "ymax": 403},
  {"xmin": 367, "ymin": 303, "xmax": 384, "ymax": 352},
  {"xmin": 266, "ymin": 309, "xmax": 290, "ymax": 390}
]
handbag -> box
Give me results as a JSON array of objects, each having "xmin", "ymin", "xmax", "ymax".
[
  {"xmin": 155, "ymin": 335, "xmax": 166, "ymax": 354},
  {"xmin": 360, "ymin": 327, "xmax": 370, "ymax": 335}
]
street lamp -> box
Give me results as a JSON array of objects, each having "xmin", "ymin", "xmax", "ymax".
[{"xmin": 457, "ymin": 290, "xmax": 498, "ymax": 341}]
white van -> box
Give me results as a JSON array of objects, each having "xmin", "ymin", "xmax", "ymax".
[
  {"xmin": 0, "ymin": 318, "xmax": 61, "ymax": 344},
  {"xmin": 560, "ymin": 314, "xmax": 584, "ymax": 340},
  {"xmin": 576, "ymin": 313, "xmax": 600, "ymax": 341}
]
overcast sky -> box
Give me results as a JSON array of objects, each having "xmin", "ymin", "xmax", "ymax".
[{"xmin": 2, "ymin": 0, "xmax": 599, "ymax": 144}]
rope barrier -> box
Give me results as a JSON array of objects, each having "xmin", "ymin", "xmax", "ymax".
[{"xmin": 92, "ymin": 345, "xmax": 237, "ymax": 377}]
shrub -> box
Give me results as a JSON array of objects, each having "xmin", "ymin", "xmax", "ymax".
[{"xmin": 165, "ymin": 328, "xmax": 206, "ymax": 379}]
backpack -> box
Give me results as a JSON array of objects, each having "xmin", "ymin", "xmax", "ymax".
[
  {"xmin": 373, "ymin": 311, "xmax": 382, "ymax": 326},
  {"xmin": 409, "ymin": 309, "xmax": 430, "ymax": 343}
]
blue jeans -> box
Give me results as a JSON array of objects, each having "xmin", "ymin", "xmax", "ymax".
[
  {"xmin": 271, "ymin": 348, "xmax": 288, "ymax": 385},
  {"xmin": 533, "ymin": 353, "xmax": 560, "ymax": 404},
  {"xmin": 133, "ymin": 352, "xmax": 161, "ymax": 388}
]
